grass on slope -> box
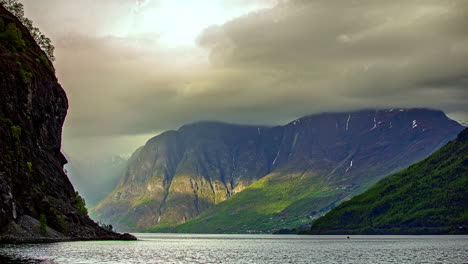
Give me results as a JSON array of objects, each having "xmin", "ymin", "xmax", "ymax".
[
  {"xmin": 146, "ymin": 170, "xmax": 351, "ymax": 233},
  {"xmin": 308, "ymin": 129, "xmax": 468, "ymax": 234}
]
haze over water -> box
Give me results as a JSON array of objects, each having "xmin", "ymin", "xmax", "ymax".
[{"xmin": 0, "ymin": 234, "xmax": 467, "ymax": 264}]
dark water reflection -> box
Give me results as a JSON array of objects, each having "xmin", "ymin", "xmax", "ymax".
[
  {"xmin": 0, "ymin": 234, "xmax": 467, "ymax": 264},
  {"xmin": 0, "ymin": 254, "xmax": 44, "ymax": 263}
]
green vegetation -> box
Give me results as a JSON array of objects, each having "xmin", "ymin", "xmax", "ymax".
[
  {"xmin": 308, "ymin": 129, "xmax": 468, "ymax": 234},
  {"xmin": 0, "ymin": 20, "xmax": 24, "ymax": 52},
  {"xmin": 148, "ymin": 171, "xmax": 349, "ymax": 233},
  {"xmin": 57, "ymin": 216, "xmax": 69, "ymax": 235},
  {"xmin": 75, "ymin": 192, "xmax": 88, "ymax": 216},
  {"xmin": 0, "ymin": 17, "xmax": 35, "ymax": 80},
  {"xmin": 19, "ymin": 68, "xmax": 32, "ymax": 80},
  {"xmin": 26, "ymin": 161, "xmax": 32, "ymax": 172},
  {"xmin": 10, "ymin": 125, "xmax": 21, "ymax": 139},
  {"xmin": 0, "ymin": 2, "xmax": 56, "ymax": 81},
  {"xmin": 134, "ymin": 197, "xmax": 153, "ymax": 208},
  {"xmin": 39, "ymin": 53, "xmax": 54, "ymax": 72},
  {"xmin": 98, "ymin": 222, "xmax": 114, "ymax": 232},
  {"xmin": 0, "ymin": 0, "xmax": 55, "ymax": 60},
  {"xmin": 39, "ymin": 214, "xmax": 47, "ymax": 235},
  {"xmin": 0, "ymin": 119, "xmax": 32, "ymax": 188}
]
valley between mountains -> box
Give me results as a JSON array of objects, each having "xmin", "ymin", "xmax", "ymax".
[{"xmin": 90, "ymin": 108, "xmax": 463, "ymax": 233}]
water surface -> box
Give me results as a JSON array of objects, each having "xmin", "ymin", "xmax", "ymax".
[{"xmin": 0, "ymin": 234, "xmax": 466, "ymax": 263}]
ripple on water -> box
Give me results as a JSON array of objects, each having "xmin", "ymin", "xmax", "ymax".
[{"xmin": 0, "ymin": 235, "xmax": 467, "ymax": 264}]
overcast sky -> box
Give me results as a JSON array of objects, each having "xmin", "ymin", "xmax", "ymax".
[{"xmin": 21, "ymin": 0, "xmax": 468, "ymax": 161}]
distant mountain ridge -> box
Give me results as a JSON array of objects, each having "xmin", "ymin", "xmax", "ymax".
[
  {"xmin": 92, "ymin": 108, "xmax": 463, "ymax": 233},
  {"xmin": 307, "ymin": 128, "xmax": 468, "ymax": 234},
  {"xmin": 65, "ymin": 154, "xmax": 129, "ymax": 207}
]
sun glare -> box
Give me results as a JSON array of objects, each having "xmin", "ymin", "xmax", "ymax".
[{"xmin": 115, "ymin": 0, "xmax": 275, "ymax": 47}]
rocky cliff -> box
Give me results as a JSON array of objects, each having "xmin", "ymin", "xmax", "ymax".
[
  {"xmin": 93, "ymin": 108, "xmax": 463, "ymax": 232},
  {"xmin": 0, "ymin": 5, "xmax": 134, "ymax": 243},
  {"xmin": 92, "ymin": 123, "xmax": 281, "ymax": 230}
]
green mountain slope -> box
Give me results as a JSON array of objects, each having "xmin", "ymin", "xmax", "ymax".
[
  {"xmin": 166, "ymin": 170, "xmax": 353, "ymax": 233},
  {"xmin": 151, "ymin": 111, "xmax": 463, "ymax": 234},
  {"xmin": 307, "ymin": 128, "xmax": 468, "ymax": 234}
]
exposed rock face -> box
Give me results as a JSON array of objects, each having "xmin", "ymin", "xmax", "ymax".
[
  {"xmin": 93, "ymin": 123, "xmax": 281, "ymax": 230},
  {"xmin": 93, "ymin": 108, "xmax": 463, "ymax": 232},
  {"xmin": 0, "ymin": 5, "xmax": 135, "ymax": 243}
]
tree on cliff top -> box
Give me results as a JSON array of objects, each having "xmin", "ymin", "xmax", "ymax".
[{"xmin": 0, "ymin": 0, "xmax": 55, "ymax": 61}]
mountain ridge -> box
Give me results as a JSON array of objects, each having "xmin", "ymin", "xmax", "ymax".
[{"xmin": 92, "ymin": 108, "xmax": 463, "ymax": 233}]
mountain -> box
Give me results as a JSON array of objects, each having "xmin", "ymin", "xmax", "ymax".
[
  {"xmin": 0, "ymin": 5, "xmax": 134, "ymax": 242},
  {"xmin": 307, "ymin": 128, "xmax": 468, "ymax": 234},
  {"xmin": 92, "ymin": 123, "xmax": 279, "ymax": 230},
  {"xmin": 92, "ymin": 108, "xmax": 463, "ymax": 233},
  {"xmin": 172, "ymin": 110, "xmax": 464, "ymax": 233},
  {"xmin": 65, "ymin": 155, "xmax": 128, "ymax": 207}
]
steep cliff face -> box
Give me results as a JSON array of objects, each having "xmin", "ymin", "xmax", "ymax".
[
  {"xmin": 0, "ymin": 6, "xmax": 134, "ymax": 242},
  {"xmin": 93, "ymin": 108, "xmax": 463, "ymax": 232},
  {"xmin": 93, "ymin": 123, "xmax": 282, "ymax": 230}
]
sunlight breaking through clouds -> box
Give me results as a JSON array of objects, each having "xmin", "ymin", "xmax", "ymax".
[{"xmin": 21, "ymin": 0, "xmax": 468, "ymax": 160}]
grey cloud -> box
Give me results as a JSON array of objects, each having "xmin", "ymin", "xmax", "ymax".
[
  {"xmin": 195, "ymin": 0, "xmax": 468, "ymax": 101},
  {"xmin": 22, "ymin": 0, "xmax": 468, "ymax": 159}
]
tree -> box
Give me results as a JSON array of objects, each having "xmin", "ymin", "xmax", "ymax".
[
  {"xmin": 98, "ymin": 221, "xmax": 115, "ymax": 232},
  {"xmin": 75, "ymin": 192, "xmax": 88, "ymax": 216},
  {"xmin": 0, "ymin": 0, "xmax": 55, "ymax": 60},
  {"xmin": 39, "ymin": 214, "xmax": 47, "ymax": 235}
]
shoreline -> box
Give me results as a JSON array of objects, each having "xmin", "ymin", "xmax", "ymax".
[{"xmin": 0, "ymin": 233, "xmax": 137, "ymax": 244}]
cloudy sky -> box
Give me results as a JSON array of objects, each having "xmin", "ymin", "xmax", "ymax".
[{"xmin": 21, "ymin": 0, "xmax": 468, "ymax": 161}]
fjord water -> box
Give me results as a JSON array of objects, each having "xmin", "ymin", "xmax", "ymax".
[{"xmin": 0, "ymin": 234, "xmax": 467, "ymax": 264}]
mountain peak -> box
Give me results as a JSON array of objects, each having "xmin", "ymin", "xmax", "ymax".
[{"xmin": 178, "ymin": 120, "xmax": 270, "ymax": 132}]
